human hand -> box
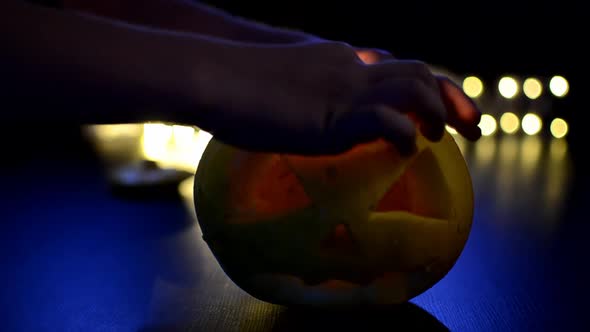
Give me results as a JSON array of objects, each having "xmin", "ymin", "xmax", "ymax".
[
  {"xmin": 190, "ymin": 40, "xmax": 481, "ymax": 156},
  {"xmin": 354, "ymin": 47, "xmax": 481, "ymax": 140}
]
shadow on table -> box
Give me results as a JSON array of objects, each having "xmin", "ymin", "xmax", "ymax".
[
  {"xmin": 271, "ymin": 303, "xmax": 449, "ymax": 332},
  {"xmin": 139, "ymin": 302, "xmax": 448, "ymax": 332}
]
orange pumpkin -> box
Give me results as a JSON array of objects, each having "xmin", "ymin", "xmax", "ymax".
[{"xmin": 193, "ymin": 132, "xmax": 473, "ymax": 307}]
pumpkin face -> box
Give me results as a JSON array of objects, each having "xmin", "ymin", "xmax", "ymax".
[{"xmin": 193, "ymin": 132, "xmax": 473, "ymax": 307}]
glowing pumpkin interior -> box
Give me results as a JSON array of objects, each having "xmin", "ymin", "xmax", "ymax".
[{"xmin": 194, "ymin": 133, "xmax": 473, "ymax": 306}]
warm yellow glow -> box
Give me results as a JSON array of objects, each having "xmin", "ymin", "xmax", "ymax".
[
  {"xmin": 192, "ymin": 130, "xmax": 213, "ymax": 166},
  {"xmin": 495, "ymin": 136, "xmax": 519, "ymax": 212},
  {"xmin": 179, "ymin": 176, "xmax": 196, "ymax": 216},
  {"xmin": 550, "ymin": 118, "xmax": 568, "ymax": 138},
  {"xmin": 446, "ymin": 125, "xmax": 458, "ymax": 135},
  {"xmin": 520, "ymin": 135, "xmax": 542, "ymax": 174},
  {"xmin": 498, "ymin": 76, "xmax": 519, "ymax": 99},
  {"xmin": 142, "ymin": 123, "xmax": 173, "ymax": 161},
  {"xmin": 499, "ymin": 112, "xmax": 520, "ymax": 134},
  {"xmin": 165, "ymin": 129, "xmax": 212, "ymax": 172},
  {"xmin": 549, "ymin": 138, "xmax": 568, "ymax": 160},
  {"xmin": 478, "ymin": 114, "xmax": 497, "ymax": 136},
  {"xmin": 498, "ymin": 136, "xmax": 519, "ymax": 164},
  {"xmin": 474, "ymin": 136, "xmax": 496, "ymax": 167},
  {"xmin": 545, "ymin": 138, "xmax": 571, "ymax": 227},
  {"xmin": 88, "ymin": 124, "xmax": 143, "ymax": 140},
  {"xmin": 523, "ymin": 78, "xmax": 543, "ymax": 99},
  {"xmin": 141, "ymin": 122, "xmax": 213, "ymax": 173},
  {"xmin": 549, "ymin": 75, "xmax": 569, "ymax": 97},
  {"xmin": 462, "ymin": 76, "xmax": 484, "ymax": 98},
  {"xmin": 179, "ymin": 176, "xmax": 194, "ymax": 200},
  {"xmin": 172, "ymin": 125, "xmax": 196, "ymax": 149},
  {"xmin": 522, "ymin": 113, "xmax": 542, "ymax": 135}
]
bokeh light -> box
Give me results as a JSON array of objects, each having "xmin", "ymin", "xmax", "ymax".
[
  {"xmin": 522, "ymin": 113, "xmax": 543, "ymax": 135},
  {"xmin": 550, "ymin": 118, "xmax": 568, "ymax": 138},
  {"xmin": 498, "ymin": 76, "xmax": 519, "ymax": 99},
  {"xmin": 478, "ymin": 114, "xmax": 497, "ymax": 136},
  {"xmin": 549, "ymin": 75, "xmax": 569, "ymax": 97},
  {"xmin": 523, "ymin": 78, "xmax": 543, "ymax": 99},
  {"xmin": 463, "ymin": 76, "xmax": 484, "ymax": 98},
  {"xmin": 499, "ymin": 112, "xmax": 520, "ymax": 134}
]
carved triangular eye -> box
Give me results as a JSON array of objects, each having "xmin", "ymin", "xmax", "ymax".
[
  {"xmin": 282, "ymin": 139, "xmax": 417, "ymax": 212},
  {"xmin": 373, "ymin": 169, "xmax": 411, "ymax": 213},
  {"xmin": 254, "ymin": 155, "xmax": 312, "ymax": 214},
  {"xmin": 228, "ymin": 154, "xmax": 312, "ymax": 222},
  {"xmin": 372, "ymin": 148, "xmax": 451, "ymax": 220}
]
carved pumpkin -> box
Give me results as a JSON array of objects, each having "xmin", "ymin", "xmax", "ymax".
[{"xmin": 193, "ymin": 132, "xmax": 473, "ymax": 307}]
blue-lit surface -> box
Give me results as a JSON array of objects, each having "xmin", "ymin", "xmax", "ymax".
[
  {"xmin": 1, "ymin": 156, "xmax": 190, "ymax": 332},
  {"xmin": 1, "ymin": 124, "xmax": 587, "ymax": 331}
]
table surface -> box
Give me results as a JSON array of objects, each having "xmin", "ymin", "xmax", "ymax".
[{"xmin": 1, "ymin": 126, "xmax": 588, "ymax": 332}]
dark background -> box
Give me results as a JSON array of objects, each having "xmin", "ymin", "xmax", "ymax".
[
  {"xmin": 207, "ymin": 0, "xmax": 585, "ymax": 155},
  {"xmin": 209, "ymin": 1, "xmax": 584, "ymax": 72}
]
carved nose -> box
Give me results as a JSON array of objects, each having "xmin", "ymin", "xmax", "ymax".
[{"xmin": 320, "ymin": 223, "xmax": 358, "ymax": 255}]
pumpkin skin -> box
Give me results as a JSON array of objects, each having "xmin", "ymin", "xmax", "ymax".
[{"xmin": 193, "ymin": 132, "xmax": 473, "ymax": 307}]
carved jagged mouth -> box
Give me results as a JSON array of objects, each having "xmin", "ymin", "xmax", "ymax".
[
  {"xmin": 299, "ymin": 271, "xmax": 393, "ymax": 287},
  {"xmin": 249, "ymin": 271, "xmax": 408, "ymax": 294},
  {"xmin": 296, "ymin": 258, "xmax": 442, "ymax": 287}
]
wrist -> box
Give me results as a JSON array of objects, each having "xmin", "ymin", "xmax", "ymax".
[
  {"xmin": 231, "ymin": 21, "xmax": 318, "ymax": 44},
  {"xmin": 164, "ymin": 38, "xmax": 242, "ymax": 130}
]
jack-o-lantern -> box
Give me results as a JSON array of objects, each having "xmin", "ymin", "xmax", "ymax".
[{"xmin": 193, "ymin": 132, "xmax": 473, "ymax": 307}]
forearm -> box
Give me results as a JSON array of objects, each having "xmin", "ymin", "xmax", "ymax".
[
  {"xmin": 60, "ymin": 0, "xmax": 313, "ymax": 44},
  {"xmin": 1, "ymin": 1, "xmax": 221, "ymax": 125}
]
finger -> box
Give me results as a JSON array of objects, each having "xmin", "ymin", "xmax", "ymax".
[
  {"xmin": 321, "ymin": 105, "xmax": 383, "ymax": 154},
  {"xmin": 355, "ymin": 78, "xmax": 447, "ymax": 141},
  {"xmin": 373, "ymin": 105, "xmax": 418, "ymax": 156},
  {"xmin": 436, "ymin": 76, "xmax": 482, "ymax": 141},
  {"xmin": 367, "ymin": 60, "xmax": 438, "ymax": 90},
  {"xmin": 322, "ymin": 104, "xmax": 417, "ymax": 156},
  {"xmin": 356, "ymin": 48, "xmax": 395, "ymax": 64}
]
